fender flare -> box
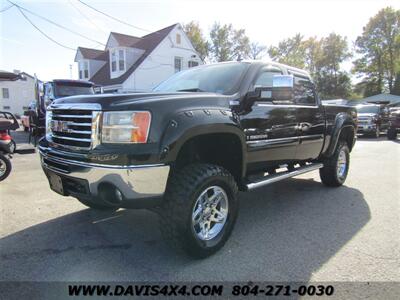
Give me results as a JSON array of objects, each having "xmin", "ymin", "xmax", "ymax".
[
  {"xmin": 325, "ymin": 113, "xmax": 356, "ymax": 157},
  {"xmin": 159, "ymin": 109, "xmax": 247, "ymax": 177}
]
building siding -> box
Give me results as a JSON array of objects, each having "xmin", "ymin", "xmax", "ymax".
[{"xmin": 0, "ymin": 75, "xmax": 36, "ymax": 116}]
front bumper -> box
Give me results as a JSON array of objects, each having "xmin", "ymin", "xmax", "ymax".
[{"xmin": 39, "ymin": 149, "xmax": 170, "ymax": 208}]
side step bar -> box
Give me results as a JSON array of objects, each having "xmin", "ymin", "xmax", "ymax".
[{"xmin": 246, "ymin": 163, "xmax": 324, "ymax": 190}]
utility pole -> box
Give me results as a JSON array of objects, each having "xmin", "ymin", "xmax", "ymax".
[{"xmin": 69, "ymin": 64, "xmax": 73, "ymax": 79}]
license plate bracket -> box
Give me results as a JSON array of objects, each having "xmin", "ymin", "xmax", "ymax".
[{"xmin": 48, "ymin": 172, "xmax": 65, "ymax": 195}]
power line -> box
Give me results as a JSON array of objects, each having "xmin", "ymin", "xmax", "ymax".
[
  {"xmin": 77, "ymin": 0, "xmax": 153, "ymax": 34},
  {"xmin": 0, "ymin": 4, "xmax": 14, "ymax": 12},
  {"xmin": 16, "ymin": 6, "xmax": 75, "ymax": 51},
  {"xmin": 7, "ymin": 0, "xmax": 106, "ymax": 46},
  {"xmin": 68, "ymin": 0, "xmax": 106, "ymax": 34}
]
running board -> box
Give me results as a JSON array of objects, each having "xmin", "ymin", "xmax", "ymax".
[{"xmin": 246, "ymin": 163, "xmax": 324, "ymax": 190}]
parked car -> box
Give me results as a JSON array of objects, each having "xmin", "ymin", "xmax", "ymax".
[
  {"xmin": 387, "ymin": 108, "xmax": 400, "ymax": 140},
  {"xmin": 355, "ymin": 104, "xmax": 389, "ymax": 138},
  {"xmin": 39, "ymin": 61, "xmax": 357, "ymax": 257}
]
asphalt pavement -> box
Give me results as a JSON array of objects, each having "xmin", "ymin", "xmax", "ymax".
[{"xmin": 0, "ymin": 133, "xmax": 399, "ymax": 283}]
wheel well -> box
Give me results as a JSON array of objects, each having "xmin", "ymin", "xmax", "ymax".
[
  {"xmin": 174, "ymin": 133, "xmax": 243, "ymax": 183},
  {"xmin": 339, "ymin": 126, "xmax": 356, "ymax": 151}
]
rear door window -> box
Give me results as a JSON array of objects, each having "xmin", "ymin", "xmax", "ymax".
[{"xmin": 293, "ymin": 76, "xmax": 316, "ymax": 106}]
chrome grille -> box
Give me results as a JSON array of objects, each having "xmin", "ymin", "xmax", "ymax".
[{"xmin": 50, "ymin": 109, "xmax": 96, "ymax": 150}]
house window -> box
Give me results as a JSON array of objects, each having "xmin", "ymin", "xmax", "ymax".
[
  {"xmin": 118, "ymin": 49, "xmax": 125, "ymax": 71},
  {"xmin": 188, "ymin": 61, "xmax": 199, "ymax": 68},
  {"xmin": 79, "ymin": 61, "xmax": 89, "ymax": 79},
  {"xmin": 111, "ymin": 49, "xmax": 125, "ymax": 72},
  {"xmin": 3, "ymin": 106, "xmax": 10, "ymax": 110},
  {"xmin": 2, "ymin": 88, "xmax": 9, "ymax": 98},
  {"xmin": 111, "ymin": 51, "xmax": 117, "ymax": 72},
  {"xmin": 174, "ymin": 57, "xmax": 182, "ymax": 73},
  {"xmin": 176, "ymin": 33, "xmax": 181, "ymax": 45}
]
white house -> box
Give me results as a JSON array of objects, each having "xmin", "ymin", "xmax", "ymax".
[
  {"xmin": 74, "ymin": 23, "xmax": 202, "ymax": 92},
  {"xmin": 0, "ymin": 71, "xmax": 36, "ymax": 116}
]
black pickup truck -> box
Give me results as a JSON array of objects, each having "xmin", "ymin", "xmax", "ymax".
[{"xmin": 39, "ymin": 61, "xmax": 357, "ymax": 257}]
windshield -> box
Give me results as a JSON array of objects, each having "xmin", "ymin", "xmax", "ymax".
[
  {"xmin": 153, "ymin": 62, "xmax": 250, "ymax": 95},
  {"xmin": 356, "ymin": 105, "xmax": 380, "ymax": 114},
  {"xmin": 54, "ymin": 83, "xmax": 94, "ymax": 97}
]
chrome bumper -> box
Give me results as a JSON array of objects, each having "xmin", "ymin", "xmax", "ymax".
[{"xmin": 39, "ymin": 150, "xmax": 170, "ymax": 201}]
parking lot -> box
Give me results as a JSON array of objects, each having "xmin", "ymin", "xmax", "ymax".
[{"xmin": 0, "ymin": 133, "xmax": 399, "ymax": 283}]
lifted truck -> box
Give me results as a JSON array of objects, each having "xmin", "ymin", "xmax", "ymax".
[{"xmin": 39, "ymin": 61, "xmax": 357, "ymax": 257}]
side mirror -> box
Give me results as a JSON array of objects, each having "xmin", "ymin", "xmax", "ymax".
[{"xmin": 249, "ymin": 75, "xmax": 294, "ymax": 102}]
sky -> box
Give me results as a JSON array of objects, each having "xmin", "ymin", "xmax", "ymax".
[{"xmin": 0, "ymin": 0, "xmax": 399, "ymax": 81}]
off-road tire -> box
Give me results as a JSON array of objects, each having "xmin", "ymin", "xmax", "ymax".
[
  {"xmin": 0, "ymin": 154, "xmax": 12, "ymax": 182},
  {"xmin": 160, "ymin": 163, "xmax": 238, "ymax": 258},
  {"xmin": 319, "ymin": 141, "xmax": 349, "ymax": 187},
  {"xmin": 77, "ymin": 197, "xmax": 118, "ymax": 211},
  {"xmin": 387, "ymin": 127, "xmax": 397, "ymax": 140}
]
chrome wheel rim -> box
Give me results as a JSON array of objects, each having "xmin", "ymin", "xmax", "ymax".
[
  {"xmin": 192, "ymin": 185, "xmax": 229, "ymax": 241},
  {"xmin": 336, "ymin": 149, "xmax": 347, "ymax": 179},
  {"xmin": 0, "ymin": 159, "xmax": 6, "ymax": 177}
]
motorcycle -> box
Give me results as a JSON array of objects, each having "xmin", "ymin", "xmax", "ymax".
[{"xmin": 0, "ymin": 111, "xmax": 19, "ymax": 181}]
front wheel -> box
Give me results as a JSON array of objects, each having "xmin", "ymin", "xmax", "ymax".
[
  {"xmin": 319, "ymin": 142, "xmax": 350, "ymax": 187},
  {"xmin": 160, "ymin": 163, "xmax": 238, "ymax": 258},
  {"xmin": 0, "ymin": 154, "xmax": 12, "ymax": 182}
]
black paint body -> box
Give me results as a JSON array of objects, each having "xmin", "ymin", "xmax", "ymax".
[{"xmin": 39, "ymin": 62, "xmax": 357, "ymax": 187}]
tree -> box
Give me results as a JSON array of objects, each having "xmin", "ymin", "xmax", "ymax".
[
  {"xmin": 315, "ymin": 33, "xmax": 352, "ymax": 99},
  {"xmin": 182, "ymin": 21, "xmax": 209, "ymax": 61},
  {"xmin": 268, "ymin": 33, "xmax": 352, "ymax": 99},
  {"xmin": 231, "ymin": 29, "xmax": 250, "ymax": 61},
  {"xmin": 268, "ymin": 34, "xmax": 306, "ymax": 68},
  {"xmin": 209, "ymin": 23, "xmax": 233, "ymax": 62},
  {"xmin": 249, "ymin": 42, "xmax": 267, "ymax": 60},
  {"xmin": 209, "ymin": 22, "xmax": 251, "ymax": 62},
  {"xmin": 353, "ymin": 7, "xmax": 400, "ymax": 95}
]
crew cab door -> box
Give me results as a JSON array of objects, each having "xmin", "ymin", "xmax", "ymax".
[
  {"xmin": 239, "ymin": 67, "xmax": 299, "ymax": 173},
  {"xmin": 291, "ymin": 74, "xmax": 325, "ymax": 160}
]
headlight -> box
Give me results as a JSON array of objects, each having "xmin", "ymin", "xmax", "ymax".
[
  {"xmin": 101, "ymin": 111, "xmax": 151, "ymax": 143},
  {"xmin": 45, "ymin": 111, "xmax": 52, "ymax": 139}
]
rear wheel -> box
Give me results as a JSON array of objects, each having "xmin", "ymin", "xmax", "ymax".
[
  {"xmin": 160, "ymin": 163, "xmax": 238, "ymax": 258},
  {"xmin": 77, "ymin": 197, "xmax": 118, "ymax": 211},
  {"xmin": 319, "ymin": 142, "xmax": 349, "ymax": 187},
  {"xmin": 0, "ymin": 154, "xmax": 12, "ymax": 182}
]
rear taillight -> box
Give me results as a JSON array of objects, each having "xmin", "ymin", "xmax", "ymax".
[{"xmin": 0, "ymin": 131, "xmax": 11, "ymax": 141}]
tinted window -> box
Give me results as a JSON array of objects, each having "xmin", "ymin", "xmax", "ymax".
[
  {"xmin": 54, "ymin": 84, "xmax": 94, "ymax": 97},
  {"xmin": 154, "ymin": 62, "xmax": 250, "ymax": 95},
  {"xmin": 356, "ymin": 106, "xmax": 380, "ymax": 114},
  {"xmin": 294, "ymin": 76, "xmax": 315, "ymax": 105}
]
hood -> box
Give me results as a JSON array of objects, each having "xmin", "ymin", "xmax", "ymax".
[{"xmin": 51, "ymin": 92, "xmax": 229, "ymax": 111}]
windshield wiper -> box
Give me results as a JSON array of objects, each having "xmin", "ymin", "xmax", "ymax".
[{"xmin": 177, "ymin": 88, "xmax": 206, "ymax": 92}]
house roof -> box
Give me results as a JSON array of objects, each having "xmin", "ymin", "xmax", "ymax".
[
  {"xmin": 77, "ymin": 47, "xmax": 108, "ymax": 61},
  {"xmin": 90, "ymin": 23, "xmax": 178, "ymax": 86},
  {"xmin": 109, "ymin": 32, "xmax": 142, "ymax": 47},
  {"xmin": 362, "ymin": 93, "xmax": 400, "ymax": 104}
]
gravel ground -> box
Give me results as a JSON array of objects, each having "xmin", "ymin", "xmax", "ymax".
[{"xmin": 0, "ymin": 134, "xmax": 399, "ymax": 285}]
